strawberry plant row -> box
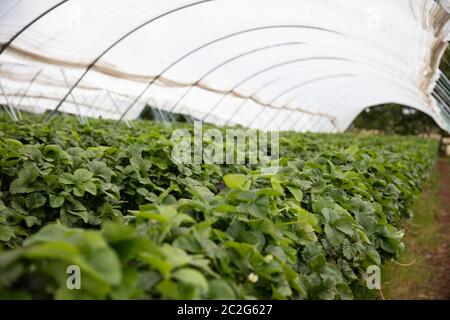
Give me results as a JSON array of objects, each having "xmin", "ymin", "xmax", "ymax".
[{"xmin": 0, "ymin": 113, "xmax": 438, "ymax": 299}]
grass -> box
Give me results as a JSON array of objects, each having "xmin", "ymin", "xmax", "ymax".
[{"xmin": 381, "ymin": 166, "xmax": 440, "ymax": 299}]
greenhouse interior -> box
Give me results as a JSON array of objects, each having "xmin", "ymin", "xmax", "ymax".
[{"xmin": 0, "ymin": 0, "xmax": 449, "ymax": 302}]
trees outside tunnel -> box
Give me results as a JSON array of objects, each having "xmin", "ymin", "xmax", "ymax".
[{"xmin": 350, "ymin": 104, "xmax": 441, "ymax": 136}]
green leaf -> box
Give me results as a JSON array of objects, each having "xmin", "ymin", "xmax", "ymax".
[
  {"xmin": 207, "ymin": 279, "xmax": 235, "ymax": 299},
  {"xmin": 24, "ymin": 224, "xmax": 68, "ymax": 245},
  {"xmin": 88, "ymin": 160, "xmax": 114, "ymax": 181},
  {"xmin": 83, "ymin": 181, "xmax": 97, "ymax": 196},
  {"xmin": 287, "ymin": 186, "xmax": 303, "ymax": 202},
  {"xmin": 0, "ymin": 199, "xmax": 6, "ymax": 211},
  {"xmin": 171, "ymin": 268, "xmax": 208, "ymax": 292},
  {"xmin": 333, "ymin": 219, "xmax": 354, "ymax": 236},
  {"xmin": 238, "ymin": 230, "xmax": 265, "ymax": 250},
  {"xmin": 151, "ymin": 157, "xmax": 168, "ymax": 170},
  {"xmin": 223, "ymin": 174, "xmax": 249, "ymax": 190},
  {"xmin": 25, "ymin": 241, "xmax": 80, "ymax": 261},
  {"xmin": 342, "ymin": 239, "xmax": 353, "ymax": 260},
  {"xmin": 271, "ymin": 177, "xmax": 284, "ymax": 195},
  {"xmin": 160, "ymin": 245, "xmax": 193, "ymax": 269},
  {"xmin": 139, "ymin": 253, "xmax": 172, "ymax": 279},
  {"xmin": 324, "ymin": 224, "xmax": 345, "ymax": 247},
  {"xmin": 49, "ymin": 194, "xmax": 65, "ymax": 208},
  {"xmin": 20, "ymin": 164, "xmax": 40, "ymax": 183},
  {"xmin": 59, "ymin": 173, "xmax": 75, "ymax": 185},
  {"xmin": 24, "ymin": 216, "xmax": 41, "ymax": 228},
  {"xmin": 366, "ymin": 247, "xmax": 381, "ymax": 265},
  {"xmin": 10, "ymin": 177, "xmax": 34, "ymax": 194},
  {"xmin": 347, "ymin": 145, "xmax": 359, "ymax": 156},
  {"xmin": 74, "ymin": 169, "xmax": 93, "ymax": 182},
  {"xmin": 25, "ymin": 193, "xmax": 46, "ymax": 210},
  {"xmin": 85, "ymin": 247, "xmax": 122, "ymax": 285},
  {"xmin": 10, "ymin": 165, "xmax": 40, "ymax": 194},
  {"xmin": 67, "ymin": 209, "xmax": 89, "ymax": 223},
  {"xmin": 0, "ymin": 225, "xmax": 14, "ymax": 241}
]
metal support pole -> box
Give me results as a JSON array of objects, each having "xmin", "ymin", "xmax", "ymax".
[
  {"xmin": 227, "ymin": 73, "xmax": 349, "ymax": 128},
  {"xmin": 59, "ymin": 69, "xmax": 85, "ymax": 124},
  {"xmin": 9, "ymin": 67, "xmax": 43, "ymax": 117},
  {"xmin": 307, "ymin": 113, "xmax": 326, "ymax": 132},
  {"xmin": 202, "ymin": 57, "xmax": 347, "ymax": 123},
  {"xmin": 9, "ymin": 87, "xmax": 23, "ymax": 120},
  {"xmin": 0, "ymin": 1, "xmax": 70, "ymax": 55},
  {"xmin": 317, "ymin": 118, "xmax": 330, "ymax": 132},
  {"xmin": 264, "ymin": 109, "xmax": 285, "ymax": 130},
  {"xmin": 224, "ymin": 77, "xmax": 286, "ymax": 127},
  {"xmin": 45, "ymin": 1, "xmax": 220, "ymax": 123},
  {"xmin": 107, "ymin": 91, "xmax": 131, "ymax": 128},
  {"xmin": 118, "ymin": 25, "xmax": 342, "ymax": 123},
  {"xmin": 0, "ymin": 80, "xmax": 18, "ymax": 121},
  {"xmin": 86, "ymin": 91, "xmax": 104, "ymax": 118},
  {"xmin": 289, "ymin": 113, "xmax": 313, "ymax": 131},
  {"xmin": 166, "ymin": 42, "xmax": 304, "ymax": 114},
  {"xmin": 276, "ymin": 110, "xmax": 296, "ymax": 131},
  {"xmin": 286, "ymin": 113, "xmax": 302, "ymax": 131}
]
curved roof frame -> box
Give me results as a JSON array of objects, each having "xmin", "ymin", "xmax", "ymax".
[
  {"xmin": 166, "ymin": 41, "xmax": 307, "ymax": 114},
  {"xmin": 0, "ymin": 0, "xmax": 69, "ymax": 55},
  {"xmin": 41, "ymin": 0, "xmax": 218, "ymax": 121},
  {"xmin": 0, "ymin": 0, "xmax": 448, "ymax": 131},
  {"xmin": 117, "ymin": 24, "xmax": 345, "ymax": 122}
]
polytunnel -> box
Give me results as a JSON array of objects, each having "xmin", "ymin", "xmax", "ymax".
[{"xmin": 1, "ymin": 0, "xmax": 450, "ymax": 132}]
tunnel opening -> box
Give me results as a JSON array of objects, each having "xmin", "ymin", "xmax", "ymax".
[{"xmin": 348, "ymin": 104, "xmax": 442, "ymax": 136}]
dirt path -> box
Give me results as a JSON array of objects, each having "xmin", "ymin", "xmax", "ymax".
[
  {"xmin": 433, "ymin": 158, "xmax": 450, "ymax": 299},
  {"xmin": 382, "ymin": 158, "xmax": 450, "ymax": 300}
]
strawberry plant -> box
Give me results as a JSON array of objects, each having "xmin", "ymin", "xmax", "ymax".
[{"xmin": 0, "ymin": 112, "xmax": 439, "ymax": 299}]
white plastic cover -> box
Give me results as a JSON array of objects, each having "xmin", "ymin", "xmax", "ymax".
[{"xmin": 0, "ymin": 0, "xmax": 449, "ymax": 132}]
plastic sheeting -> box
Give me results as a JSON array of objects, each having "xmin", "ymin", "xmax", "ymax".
[{"xmin": 0, "ymin": 0, "xmax": 449, "ymax": 132}]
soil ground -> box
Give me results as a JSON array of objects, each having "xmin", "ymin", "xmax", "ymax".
[
  {"xmin": 382, "ymin": 158, "xmax": 450, "ymax": 299},
  {"xmin": 432, "ymin": 158, "xmax": 450, "ymax": 299}
]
